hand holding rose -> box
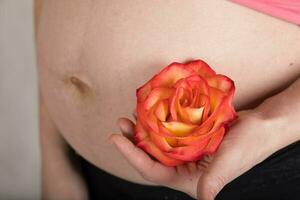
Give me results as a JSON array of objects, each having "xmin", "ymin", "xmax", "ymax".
[
  {"xmin": 111, "ymin": 109, "xmax": 283, "ymax": 199},
  {"xmin": 109, "ymin": 60, "xmax": 300, "ymax": 199}
]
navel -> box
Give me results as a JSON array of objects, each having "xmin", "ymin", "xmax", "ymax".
[{"xmin": 69, "ymin": 76, "xmax": 91, "ymax": 96}]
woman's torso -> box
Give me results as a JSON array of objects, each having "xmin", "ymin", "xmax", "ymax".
[{"xmin": 37, "ymin": 0, "xmax": 300, "ymax": 185}]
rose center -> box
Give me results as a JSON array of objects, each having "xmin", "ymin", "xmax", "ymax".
[{"xmin": 180, "ymin": 98, "xmax": 190, "ymax": 107}]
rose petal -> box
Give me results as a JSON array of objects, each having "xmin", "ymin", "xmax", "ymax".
[
  {"xmin": 182, "ymin": 106, "xmax": 204, "ymax": 124},
  {"xmin": 157, "ymin": 122, "xmax": 179, "ymax": 137},
  {"xmin": 189, "ymin": 96, "xmax": 236, "ymax": 137},
  {"xmin": 170, "ymin": 77, "xmax": 208, "ymax": 123},
  {"xmin": 137, "ymin": 139, "xmax": 184, "ymax": 166},
  {"xmin": 190, "ymin": 94, "xmax": 210, "ymax": 122},
  {"xmin": 165, "ymin": 137, "xmax": 179, "ymax": 147},
  {"xmin": 209, "ymin": 87, "xmax": 227, "ymax": 113},
  {"xmin": 185, "ymin": 60, "xmax": 216, "ymax": 78},
  {"xmin": 162, "ymin": 121, "xmax": 197, "ymax": 137},
  {"xmin": 151, "ymin": 62, "xmax": 195, "ymax": 88},
  {"xmin": 149, "ymin": 130, "xmax": 172, "ymax": 151},
  {"xmin": 136, "ymin": 102, "xmax": 152, "ymax": 131},
  {"xmin": 177, "ymin": 123, "xmax": 222, "ymax": 146},
  {"xmin": 137, "ymin": 102, "xmax": 159, "ymax": 133},
  {"xmin": 186, "ymin": 75, "xmax": 210, "ymax": 96},
  {"xmin": 213, "ymin": 97, "xmax": 237, "ymax": 126},
  {"xmin": 195, "ymin": 119, "xmax": 216, "ymax": 134},
  {"xmin": 154, "ymin": 99, "xmax": 169, "ymax": 122},
  {"xmin": 165, "ymin": 137, "xmax": 210, "ymax": 161},
  {"xmin": 144, "ymin": 87, "xmax": 174, "ymax": 110},
  {"xmin": 134, "ymin": 120, "xmax": 149, "ymax": 143},
  {"xmin": 170, "ymin": 87, "xmax": 184, "ymax": 121},
  {"xmin": 166, "ymin": 126, "xmax": 225, "ymax": 161},
  {"xmin": 177, "ymin": 105, "xmax": 190, "ymax": 124},
  {"xmin": 207, "ymin": 74, "xmax": 234, "ymax": 94},
  {"xmin": 137, "ymin": 82, "xmax": 152, "ymax": 102},
  {"xmin": 203, "ymin": 126, "xmax": 225, "ymax": 154},
  {"xmin": 146, "ymin": 106, "xmax": 160, "ymax": 132},
  {"xmin": 136, "ymin": 60, "xmax": 216, "ymax": 102},
  {"xmin": 138, "ymin": 87, "xmax": 174, "ymax": 133},
  {"xmin": 170, "ymin": 87, "xmax": 191, "ymax": 122},
  {"xmin": 174, "ymin": 78, "xmax": 192, "ymax": 92}
]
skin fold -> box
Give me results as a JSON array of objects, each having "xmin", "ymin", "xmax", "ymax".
[{"xmin": 36, "ymin": 0, "xmax": 300, "ymax": 199}]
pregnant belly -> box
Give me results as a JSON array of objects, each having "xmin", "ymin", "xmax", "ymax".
[{"xmin": 38, "ymin": 0, "xmax": 300, "ymax": 184}]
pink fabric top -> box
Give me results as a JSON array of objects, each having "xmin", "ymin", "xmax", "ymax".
[{"xmin": 231, "ymin": 0, "xmax": 300, "ymax": 25}]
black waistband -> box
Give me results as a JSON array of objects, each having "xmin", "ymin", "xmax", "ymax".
[{"xmin": 77, "ymin": 141, "xmax": 300, "ymax": 200}]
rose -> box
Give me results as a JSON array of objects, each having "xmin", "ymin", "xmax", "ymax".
[{"xmin": 135, "ymin": 60, "xmax": 238, "ymax": 166}]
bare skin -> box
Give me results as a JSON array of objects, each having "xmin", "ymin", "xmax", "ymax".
[{"xmin": 36, "ymin": 0, "xmax": 300, "ymax": 199}]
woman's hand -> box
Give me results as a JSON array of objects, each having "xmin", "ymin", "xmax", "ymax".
[
  {"xmin": 195, "ymin": 110, "xmax": 285, "ymax": 200},
  {"xmin": 111, "ymin": 74, "xmax": 300, "ymax": 200},
  {"xmin": 110, "ymin": 109, "xmax": 287, "ymax": 199},
  {"xmin": 110, "ymin": 117, "xmax": 204, "ymax": 198},
  {"xmin": 108, "ymin": 77, "xmax": 298, "ymax": 200}
]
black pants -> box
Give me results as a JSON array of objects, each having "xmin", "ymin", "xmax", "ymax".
[{"xmin": 78, "ymin": 141, "xmax": 300, "ymax": 200}]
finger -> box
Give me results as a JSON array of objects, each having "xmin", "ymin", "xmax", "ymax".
[
  {"xmin": 203, "ymin": 155, "xmax": 214, "ymax": 163},
  {"xmin": 197, "ymin": 160, "xmax": 209, "ymax": 170},
  {"xmin": 197, "ymin": 155, "xmax": 213, "ymax": 170},
  {"xmin": 187, "ymin": 162, "xmax": 197, "ymax": 174},
  {"xmin": 109, "ymin": 134, "xmax": 172, "ymax": 183},
  {"xmin": 197, "ymin": 149, "xmax": 242, "ymax": 200},
  {"xmin": 117, "ymin": 118, "xmax": 135, "ymax": 141}
]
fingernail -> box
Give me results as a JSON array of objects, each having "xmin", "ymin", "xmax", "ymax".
[{"xmin": 116, "ymin": 119, "xmax": 123, "ymax": 130}]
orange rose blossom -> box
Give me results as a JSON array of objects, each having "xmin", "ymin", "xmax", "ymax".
[{"xmin": 135, "ymin": 60, "xmax": 238, "ymax": 166}]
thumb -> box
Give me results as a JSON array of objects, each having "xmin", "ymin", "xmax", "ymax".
[
  {"xmin": 197, "ymin": 170, "xmax": 228, "ymax": 200},
  {"xmin": 196, "ymin": 148, "xmax": 243, "ymax": 200},
  {"xmin": 117, "ymin": 117, "xmax": 135, "ymax": 141}
]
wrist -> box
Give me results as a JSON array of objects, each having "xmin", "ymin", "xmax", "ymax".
[{"xmin": 252, "ymin": 105, "xmax": 299, "ymax": 153}]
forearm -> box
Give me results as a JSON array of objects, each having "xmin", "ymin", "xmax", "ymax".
[
  {"xmin": 254, "ymin": 77, "xmax": 300, "ymax": 150},
  {"xmin": 39, "ymin": 94, "xmax": 88, "ymax": 200}
]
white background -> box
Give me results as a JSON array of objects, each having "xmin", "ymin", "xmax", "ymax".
[{"xmin": 0, "ymin": 0, "xmax": 40, "ymax": 199}]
